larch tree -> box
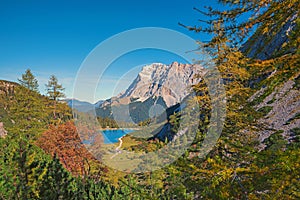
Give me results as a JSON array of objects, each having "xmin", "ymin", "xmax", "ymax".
[
  {"xmin": 179, "ymin": 0, "xmax": 299, "ymax": 60},
  {"xmin": 176, "ymin": 0, "xmax": 299, "ymax": 199}
]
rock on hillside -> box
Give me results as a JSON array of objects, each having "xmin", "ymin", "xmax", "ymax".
[
  {"xmin": 0, "ymin": 80, "xmax": 16, "ymax": 96},
  {"xmin": 0, "ymin": 122, "xmax": 7, "ymax": 138},
  {"xmin": 0, "ymin": 80, "xmax": 18, "ymax": 125},
  {"xmin": 241, "ymin": 13, "xmax": 298, "ymax": 60},
  {"xmin": 248, "ymin": 73, "xmax": 300, "ymax": 149}
]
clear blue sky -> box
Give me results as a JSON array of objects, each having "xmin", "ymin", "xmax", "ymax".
[{"xmin": 0, "ymin": 0, "xmax": 220, "ymax": 102}]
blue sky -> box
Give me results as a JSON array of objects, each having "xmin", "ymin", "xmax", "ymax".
[{"xmin": 0, "ymin": 0, "xmax": 219, "ymax": 102}]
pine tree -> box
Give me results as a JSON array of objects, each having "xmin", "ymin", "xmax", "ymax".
[
  {"xmin": 0, "ymin": 135, "xmax": 49, "ymax": 199},
  {"xmin": 18, "ymin": 69, "xmax": 39, "ymax": 92},
  {"xmin": 45, "ymin": 75, "xmax": 65, "ymax": 101},
  {"xmin": 39, "ymin": 155, "xmax": 75, "ymax": 200},
  {"xmin": 45, "ymin": 75, "xmax": 66, "ymax": 120},
  {"xmin": 169, "ymin": 112, "xmax": 180, "ymax": 134},
  {"xmin": 8, "ymin": 87, "xmax": 48, "ymax": 139}
]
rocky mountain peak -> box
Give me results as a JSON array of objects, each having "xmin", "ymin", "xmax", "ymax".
[
  {"xmin": 95, "ymin": 62, "xmax": 206, "ymax": 122},
  {"xmin": 140, "ymin": 63, "xmax": 166, "ymax": 71},
  {"xmin": 117, "ymin": 62, "xmax": 205, "ymax": 107}
]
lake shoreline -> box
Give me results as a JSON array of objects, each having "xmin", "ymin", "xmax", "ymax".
[
  {"xmin": 99, "ymin": 127, "xmax": 140, "ymax": 131},
  {"xmin": 100, "ymin": 129, "xmax": 135, "ymax": 144}
]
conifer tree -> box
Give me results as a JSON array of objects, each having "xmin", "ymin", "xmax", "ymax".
[
  {"xmin": 45, "ymin": 75, "xmax": 66, "ymax": 120},
  {"xmin": 169, "ymin": 112, "xmax": 180, "ymax": 133},
  {"xmin": 18, "ymin": 69, "xmax": 39, "ymax": 92},
  {"xmin": 175, "ymin": 1, "xmax": 299, "ymax": 199},
  {"xmin": 39, "ymin": 155, "xmax": 75, "ymax": 200},
  {"xmin": 45, "ymin": 75, "xmax": 65, "ymax": 101},
  {"xmin": 0, "ymin": 135, "xmax": 49, "ymax": 199},
  {"xmin": 8, "ymin": 87, "xmax": 48, "ymax": 138},
  {"xmin": 180, "ymin": 0, "xmax": 299, "ymax": 51}
]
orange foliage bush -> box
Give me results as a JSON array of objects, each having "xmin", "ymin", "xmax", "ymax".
[{"xmin": 37, "ymin": 121, "xmax": 102, "ymax": 176}]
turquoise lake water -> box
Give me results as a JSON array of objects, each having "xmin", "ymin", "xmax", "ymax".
[{"xmin": 101, "ymin": 129, "xmax": 134, "ymax": 144}]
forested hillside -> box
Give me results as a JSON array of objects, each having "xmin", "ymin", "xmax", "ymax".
[{"xmin": 0, "ymin": 0, "xmax": 299, "ymax": 199}]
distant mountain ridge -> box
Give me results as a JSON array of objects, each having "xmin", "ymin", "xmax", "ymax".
[{"xmin": 63, "ymin": 98, "xmax": 95, "ymax": 112}]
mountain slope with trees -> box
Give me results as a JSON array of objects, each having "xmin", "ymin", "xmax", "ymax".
[{"xmin": 0, "ymin": 0, "xmax": 299, "ymax": 199}]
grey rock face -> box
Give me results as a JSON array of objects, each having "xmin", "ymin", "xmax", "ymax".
[
  {"xmin": 241, "ymin": 13, "xmax": 298, "ymax": 60},
  {"xmin": 248, "ymin": 74, "xmax": 300, "ymax": 149},
  {"xmin": 118, "ymin": 62, "xmax": 205, "ymax": 107}
]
